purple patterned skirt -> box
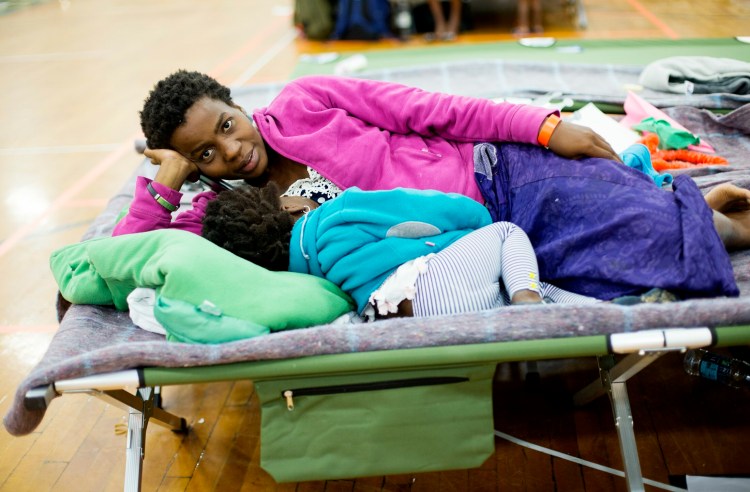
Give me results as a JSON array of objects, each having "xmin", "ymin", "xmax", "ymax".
[{"xmin": 475, "ymin": 143, "xmax": 738, "ymax": 300}]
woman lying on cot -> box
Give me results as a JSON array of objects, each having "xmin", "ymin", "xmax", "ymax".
[
  {"xmin": 115, "ymin": 69, "xmax": 617, "ymax": 238},
  {"xmin": 202, "ymin": 184, "xmax": 600, "ymax": 319},
  {"xmin": 114, "ymin": 69, "xmax": 750, "ymax": 300}
]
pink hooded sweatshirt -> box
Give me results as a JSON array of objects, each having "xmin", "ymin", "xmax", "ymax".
[{"xmin": 113, "ymin": 75, "xmax": 554, "ymax": 236}]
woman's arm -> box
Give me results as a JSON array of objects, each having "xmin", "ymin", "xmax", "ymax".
[
  {"xmin": 271, "ymin": 75, "xmax": 547, "ymax": 143},
  {"xmin": 111, "ymin": 176, "xmax": 215, "ymax": 236},
  {"xmin": 545, "ymin": 118, "xmax": 621, "ymax": 162},
  {"xmin": 274, "ymin": 75, "xmax": 618, "ymax": 161}
]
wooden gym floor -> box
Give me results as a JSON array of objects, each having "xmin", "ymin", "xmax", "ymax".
[{"xmin": 1, "ymin": 0, "xmax": 749, "ymax": 490}]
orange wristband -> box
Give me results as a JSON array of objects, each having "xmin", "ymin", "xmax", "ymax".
[{"xmin": 537, "ymin": 114, "xmax": 561, "ymax": 148}]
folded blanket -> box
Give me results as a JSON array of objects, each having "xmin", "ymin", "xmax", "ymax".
[
  {"xmin": 50, "ymin": 229, "xmax": 354, "ymax": 343},
  {"xmin": 639, "ymin": 56, "xmax": 750, "ymax": 95}
]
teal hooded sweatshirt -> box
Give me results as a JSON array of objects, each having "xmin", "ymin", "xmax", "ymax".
[{"xmin": 288, "ymin": 187, "xmax": 492, "ymax": 314}]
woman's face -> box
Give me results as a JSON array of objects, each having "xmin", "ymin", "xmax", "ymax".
[{"xmin": 170, "ymin": 96, "xmax": 269, "ymax": 180}]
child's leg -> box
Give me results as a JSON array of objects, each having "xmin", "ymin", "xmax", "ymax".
[
  {"xmin": 499, "ymin": 221, "xmax": 598, "ymax": 304},
  {"xmin": 496, "ymin": 221, "xmax": 543, "ymax": 303},
  {"xmin": 411, "ymin": 221, "xmax": 542, "ymax": 316},
  {"xmin": 539, "ymin": 283, "xmax": 601, "ymax": 304}
]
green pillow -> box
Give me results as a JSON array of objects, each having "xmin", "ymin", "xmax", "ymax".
[{"xmin": 50, "ymin": 230, "xmax": 355, "ymax": 343}]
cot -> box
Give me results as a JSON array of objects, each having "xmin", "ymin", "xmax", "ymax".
[{"xmin": 5, "ymin": 61, "xmax": 750, "ymax": 491}]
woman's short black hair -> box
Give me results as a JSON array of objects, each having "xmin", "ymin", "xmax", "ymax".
[
  {"xmin": 202, "ymin": 183, "xmax": 293, "ymax": 271},
  {"xmin": 140, "ymin": 70, "xmax": 232, "ymax": 150}
]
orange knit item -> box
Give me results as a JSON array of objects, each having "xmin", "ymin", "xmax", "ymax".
[
  {"xmin": 639, "ymin": 132, "xmax": 660, "ymax": 153},
  {"xmin": 652, "ymin": 159, "xmax": 694, "ymax": 171},
  {"xmin": 654, "ymin": 149, "xmax": 728, "ymax": 165},
  {"xmin": 637, "ymin": 133, "xmax": 728, "ymax": 171}
]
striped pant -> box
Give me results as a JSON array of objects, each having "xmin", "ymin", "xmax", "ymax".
[{"xmin": 411, "ymin": 222, "xmax": 598, "ymax": 317}]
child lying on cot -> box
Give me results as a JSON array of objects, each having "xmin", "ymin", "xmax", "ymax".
[
  {"xmin": 202, "ymin": 184, "xmax": 598, "ymax": 320},
  {"xmin": 120, "ymin": 70, "xmax": 750, "ymax": 301}
]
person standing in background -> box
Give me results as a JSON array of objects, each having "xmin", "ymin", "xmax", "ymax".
[
  {"xmin": 425, "ymin": 0, "xmax": 461, "ymax": 40},
  {"xmin": 514, "ymin": 0, "xmax": 543, "ymax": 35}
]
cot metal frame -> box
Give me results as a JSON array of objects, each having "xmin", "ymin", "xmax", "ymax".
[{"xmin": 24, "ymin": 326, "xmax": 737, "ymax": 492}]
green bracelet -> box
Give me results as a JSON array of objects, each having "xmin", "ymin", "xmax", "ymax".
[{"xmin": 146, "ymin": 182, "xmax": 179, "ymax": 212}]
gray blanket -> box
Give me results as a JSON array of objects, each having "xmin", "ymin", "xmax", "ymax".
[
  {"xmin": 639, "ymin": 56, "xmax": 750, "ymax": 95},
  {"xmin": 230, "ymin": 60, "xmax": 750, "ymax": 112},
  {"xmin": 4, "ymin": 87, "xmax": 750, "ymax": 438}
]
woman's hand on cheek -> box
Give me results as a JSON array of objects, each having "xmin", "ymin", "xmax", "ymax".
[
  {"xmin": 144, "ymin": 148, "xmax": 201, "ymax": 190},
  {"xmin": 546, "ymin": 121, "xmax": 622, "ymax": 163}
]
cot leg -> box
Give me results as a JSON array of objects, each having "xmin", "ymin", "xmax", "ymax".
[
  {"xmin": 574, "ymin": 353, "xmax": 664, "ymax": 492},
  {"xmin": 599, "ymin": 356, "xmax": 645, "ymax": 492},
  {"xmin": 97, "ymin": 387, "xmax": 187, "ymax": 492},
  {"xmin": 124, "ymin": 391, "xmax": 147, "ymax": 492}
]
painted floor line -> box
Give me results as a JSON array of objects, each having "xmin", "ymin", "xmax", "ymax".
[
  {"xmin": 59, "ymin": 199, "xmax": 110, "ymax": 208},
  {"xmin": 0, "ymin": 16, "xmax": 293, "ymax": 261},
  {"xmin": 27, "ymin": 218, "xmax": 98, "ymax": 237},
  {"xmin": 0, "ymin": 325, "xmax": 58, "ymax": 334},
  {"xmin": 624, "ymin": 0, "xmax": 680, "ymax": 39},
  {"xmin": 0, "ymin": 137, "xmax": 137, "ymax": 260},
  {"xmin": 210, "ymin": 14, "xmax": 291, "ymax": 82},
  {"xmin": 0, "ymin": 143, "xmax": 123, "ymax": 156},
  {"xmin": 231, "ymin": 29, "xmax": 299, "ymax": 87},
  {"xmin": 0, "ymin": 50, "xmax": 108, "ymax": 63}
]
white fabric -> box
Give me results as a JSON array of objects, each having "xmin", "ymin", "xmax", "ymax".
[
  {"xmin": 282, "ymin": 167, "xmax": 342, "ymax": 204},
  {"xmin": 365, "ymin": 255, "xmax": 433, "ymax": 320},
  {"xmin": 126, "ymin": 288, "xmax": 167, "ymax": 335}
]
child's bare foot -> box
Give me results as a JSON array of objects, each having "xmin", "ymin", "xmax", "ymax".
[{"xmin": 511, "ymin": 289, "xmax": 543, "ymax": 304}]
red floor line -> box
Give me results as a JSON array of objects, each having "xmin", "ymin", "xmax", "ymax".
[
  {"xmin": 0, "ymin": 138, "xmax": 136, "ymax": 260},
  {"xmin": 59, "ymin": 199, "xmax": 110, "ymax": 208},
  {"xmin": 208, "ymin": 14, "xmax": 291, "ymax": 83},
  {"xmin": 624, "ymin": 0, "xmax": 680, "ymax": 39},
  {"xmin": 0, "ymin": 325, "xmax": 58, "ymax": 334}
]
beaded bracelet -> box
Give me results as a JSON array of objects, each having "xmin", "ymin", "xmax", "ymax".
[
  {"xmin": 537, "ymin": 114, "xmax": 561, "ymax": 148},
  {"xmin": 146, "ymin": 182, "xmax": 179, "ymax": 212}
]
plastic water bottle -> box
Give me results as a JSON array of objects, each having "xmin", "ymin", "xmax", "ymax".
[{"xmin": 683, "ymin": 349, "xmax": 750, "ymax": 389}]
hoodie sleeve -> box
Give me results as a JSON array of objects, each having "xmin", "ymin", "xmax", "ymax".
[
  {"xmin": 112, "ymin": 176, "xmax": 215, "ymax": 236},
  {"xmin": 265, "ymin": 75, "xmax": 555, "ymax": 144}
]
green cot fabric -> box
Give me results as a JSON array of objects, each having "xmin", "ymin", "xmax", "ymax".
[
  {"xmin": 254, "ymin": 364, "xmax": 496, "ymax": 482},
  {"xmin": 49, "ymin": 229, "xmax": 354, "ymax": 343}
]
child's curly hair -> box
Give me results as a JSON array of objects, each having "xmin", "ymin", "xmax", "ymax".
[
  {"xmin": 202, "ymin": 183, "xmax": 293, "ymax": 271},
  {"xmin": 140, "ymin": 70, "xmax": 232, "ymax": 150}
]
